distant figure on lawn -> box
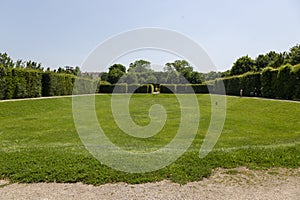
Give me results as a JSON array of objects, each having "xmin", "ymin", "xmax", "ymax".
[{"xmin": 240, "ymin": 89, "xmax": 243, "ymax": 97}]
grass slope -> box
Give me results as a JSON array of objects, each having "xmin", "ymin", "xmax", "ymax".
[{"xmin": 0, "ymin": 94, "xmax": 299, "ymax": 184}]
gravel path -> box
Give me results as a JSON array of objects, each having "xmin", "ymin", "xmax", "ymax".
[{"xmin": 1, "ymin": 167, "xmax": 299, "ymax": 200}]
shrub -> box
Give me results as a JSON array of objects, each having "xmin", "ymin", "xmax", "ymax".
[
  {"xmin": 42, "ymin": 72, "xmax": 75, "ymax": 96},
  {"xmin": 261, "ymin": 67, "xmax": 278, "ymax": 98},
  {"xmin": 191, "ymin": 84, "xmax": 211, "ymax": 94},
  {"xmin": 0, "ymin": 66, "xmax": 7, "ymax": 99},
  {"xmin": 275, "ymin": 64, "xmax": 293, "ymax": 99},
  {"xmin": 240, "ymin": 72, "xmax": 261, "ymax": 96},
  {"xmin": 160, "ymin": 84, "xmax": 176, "ymax": 93},
  {"xmin": 291, "ymin": 64, "xmax": 300, "ymax": 100},
  {"xmin": 98, "ymin": 84, "xmax": 127, "ymax": 93},
  {"xmin": 73, "ymin": 77, "xmax": 97, "ymax": 95},
  {"xmin": 2, "ymin": 68, "xmax": 42, "ymax": 99}
]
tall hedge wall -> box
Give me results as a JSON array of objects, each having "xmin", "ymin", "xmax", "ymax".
[
  {"xmin": 0, "ymin": 67, "xmax": 42, "ymax": 100},
  {"xmin": 42, "ymin": 73, "xmax": 75, "ymax": 96},
  {"xmin": 0, "ymin": 66, "xmax": 7, "ymax": 99},
  {"xmin": 98, "ymin": 84, "xmax": 154, "ymax": 94},
  {"xmin": 213, "ymin": 65, "xmax": 300, "ymax": 100},
  {"xmin": 291, "ymin": 64, "xmax": 300, "ymax": 100},
  {"xmin": 159, "ymin": 84, "xmax": 211, "ymax": 94}
]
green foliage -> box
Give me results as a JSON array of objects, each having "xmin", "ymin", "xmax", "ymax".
[
  {"xmin": 240, "ymin": 72, "xmax": 261, "ymax": 96},
  {"xmin": 73, "ymin": 78, "xmax": 97, "ymax": 95},
  {"xmin": 98, "ymin": 84, "xmax": 127, "ymax": 93},
  {"xmin": 165, "ymin": 60, "xmax": 202, "ymax": 84},
  {"xmin": 0, "ymin": 67, "xmax": 42, "ymax": 99},
  {"xmin": 128, "ymin": 60, "xmax": 152, "ymax": 73},
  {"xmin": 0, "ymin": 66, "xmax": 7, "ymax": 99},
  {"xmin": 288, "ymin": 44, "xmax": 300, "ymax": 65},
  {"xmin": 128, "ymin": 84, "xmax": 154, "ymax": 93},
  {"xmin": 98, "ymin": 84, "xmax": 114, "ymax": 93},
  {"xmin": 160, "ymin": 84, "xmax": 176, "ymax": 93},
  {"xmin": 291, "ymin": 64, "xmax": 300, "ymax": 100},
  {"xmin": 220, "ymin": 76, "xmax": 242, "ymax": 96},
  {"xmin": 42, "ymin": 72, "xmax": 77, "ymax": 96},
  {"xmin": 230, "ymin": 55, "xmax": 255, "ymax": 76},
  {"xmin": 107, "ymin": 64, "xmax": 126, "ymax": 84},
  {"xmin": 0, "ymin": 53, "xmax": 14, "ymax": 68},
  {"xmin": 261, "ymin": 67, "xmax": 278, "ymax": 98},
  {"xmin": 191, "ymin": 84, "xmax": 212, "ymax": 93},
  {"xmin": 275, "ymin": 64, "xmax": 294, "ymax": 99}
]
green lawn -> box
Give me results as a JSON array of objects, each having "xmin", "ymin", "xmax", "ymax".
[{"xmin": 0, "ymin": 94, "xmax": 299, "ymax": 184}]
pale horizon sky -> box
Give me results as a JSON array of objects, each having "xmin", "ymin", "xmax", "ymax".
[{"xmin": 1, "ymin": 0, "xmax": 299, "ymax": 72}]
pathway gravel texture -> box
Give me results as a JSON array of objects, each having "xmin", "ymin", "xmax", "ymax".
[{"xmin": 1, "ymin": 167, "xmax": 299, "ymax": 200}]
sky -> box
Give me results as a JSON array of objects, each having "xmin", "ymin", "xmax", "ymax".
[{"xmin": 0, "ymin": 0, "xmax": 299, "ymax": 72}]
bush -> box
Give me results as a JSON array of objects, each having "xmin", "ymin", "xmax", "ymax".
[
  {"xmin": 291, "ymin": 64, "xmax": 300, "ymax": 100},
  {"xmin": 73, "ymin": 77, "xmax": 97, "ymax": 95},
  {"xmin": 275, "ymin": 64, "xmax": 293, "ymax": 99},
  {"xmin": 240, "ymin": 72, "xmax": 261, "ymax": 96},
  {"xmin": 129, "ymin": 84, "xmax": 154, "ymax": 93},
  {"xmin": 160, "ymin": 84, "xmax": 176, "ymax": 93},
  {"xmin": 98, "ymin": 84, "xmax": 127, "ymax": 93},
  {"xmin": 42, "ymin": 72, "xmax": 75, "ymax": 96},
  {"xmin": 261, "ymin": 67, "xmax": 278, "ymax": 98},
  {"xmin": 2, "ymin": 68, "xmax": 42, "ymax": 99},
  {"xmin": 0, "ymin": 66, "xmax": 7, "ymax": 99},
  {"xmin": 191, "ymin": 84, "xmax": 212, "ymax": 93}
]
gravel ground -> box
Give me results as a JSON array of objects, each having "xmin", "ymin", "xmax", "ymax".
[{"xmin": 0, "ymin": 167, "xmax": 299, "ymax": 200}]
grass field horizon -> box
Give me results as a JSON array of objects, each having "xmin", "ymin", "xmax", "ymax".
[{"xmin": 0, "ymin": 94, "xmax": 299, "ymax": 185}]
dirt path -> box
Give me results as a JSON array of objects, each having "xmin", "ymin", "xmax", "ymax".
[{"xmin": 1, "ymin": 167, "xmax": 299, "ymax": 200}]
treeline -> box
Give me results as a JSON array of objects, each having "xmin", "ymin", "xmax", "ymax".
[
  {"xmin": 100, "ymin": 60, "xmax": 204, "ymax": 84},
  {"xmin": 227, "ymin": 44, "xmax": 300, "ymax": 76}
]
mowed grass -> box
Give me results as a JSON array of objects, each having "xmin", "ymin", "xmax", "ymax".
[{"xmin": 0, "ymin": 94, "xmax": 299, "ymax": 184}]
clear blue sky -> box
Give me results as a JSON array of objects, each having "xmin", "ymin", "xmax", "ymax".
[{"xmin": 1, "ymin": 0, "xmax": 299, "ymax": 72}]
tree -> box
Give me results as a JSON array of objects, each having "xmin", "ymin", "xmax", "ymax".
[
  {"xmin": 165, "ymin": 60, "xmax": 199, "ymax": 83},
  {"xmin": 26, "ymin": 60, "xmax": 43, "ymax": 70},
  {"xmin": 128, "ymin": 60, "xmax": 152, "ymax": 73},
  {"xmin": 202, "ymin": 71, "xmax": 221, "ymax": 81},
  {"xmin": 255, "ymin": 54, "xmax": 270, "ymax": 71},
  {"xmin": 120, "ymin": 73, "xmax": 138, "ymax": 84},
  {"xmin": 100, "ymin": 72, "xmax": 109, "ymax": 82},
  {"xmin": 189, "ymin": 71, "xmax": 203, "ymax": 84},
  {"xmin": 267, "ymin": 51, "xmax": 287, "ymax": 68},
  {"xmin": 145, "ymin": 74, "xmax": 157, "ymax": 83},
  {"xmin": 230, "ymin": 55, "xmax": 255, "ymax": 75},
  {"xmin": 109, "ymin": 63, "xmax": 126, "ymax": 73},
  {"xmin": 288, "ymin": 44, "xmax": 300, "ymax": 65},
  {"xmin": 0, "ymin": 53, "xmax": 14, "ymax": 68},
  {"xmin": 107, "ymin": 64, "xmax": 126, "ymax": 84}
]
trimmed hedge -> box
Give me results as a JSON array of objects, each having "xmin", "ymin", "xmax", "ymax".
[
  {"xmin": 0, "ymin": 66, "xmax": 7, "ymax": 99},
  {"xmin": 0, "ymin": 67, "xmax": 42, "ymax": 100},
  {"xmin": 42, "ymin": 73, "xmax": 74, "ymax": 96},
  {"xmin": 291, "ymin": 64, "xmax": 300, "ymax": 100},
  {"xmin": 73, "ymin": 77, "xmax": 97, "ymax": 95},
  {"xmin": 261, "ymin": 67, "xmax": 278, "ymax": 98},
  {"xmin": 275, "ymin": 64, "xmax": 293, "ymax": 99},
  {"xmin": 160, "ymin": 84, "xmax": 176, "ymax": 93},
  {"xmin": 98, "ymin": 84, "xmax": 154, "ymax": 94},
  {"xmin": 98, "ymin": 84, "xmax": 127, "ymax": 93},
  {"xmin": 159, "ymin": 84, "xmax": 211, "ymax": 94},
  {"xmin": 213, "ymin": 65, "xmax": 300, "ymax": 100},
  {"xmin": 240, "ymin": 72, "xmax": 261, "ymax": 96},
  {"xmin": 128, "ymin": 84, "xmax": 154, "ymax": 93}
]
